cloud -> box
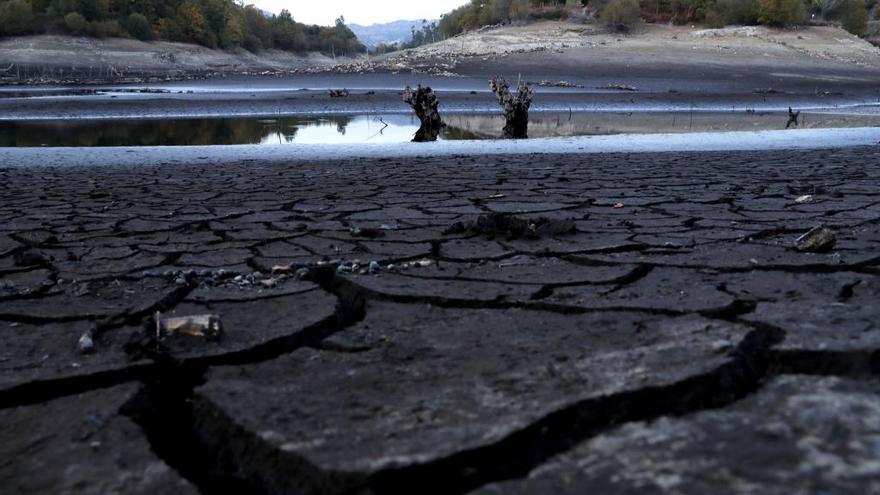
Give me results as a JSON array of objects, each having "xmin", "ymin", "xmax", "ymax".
[{"xmin": 249, "ymin": 0, "xmax": 469, "ymax": 26}]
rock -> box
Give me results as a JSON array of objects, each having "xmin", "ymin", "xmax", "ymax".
[
  {"xmin": 0, "ymin": 385, "xmax": 198, "ymax": 494},
  {"xmin": 77, "ymin": 329, "xmax": 95, "ymax": 354},
  {"xmin": 475, "ymin": 376, "xmax": 880, "ymax": 495},
  {"xmin": 194, "ymin": 303, "xmax": 753, "ymax": 491},
  {"xmin": 795, "ymin": 226, "xmax": 836, "ymax": 252}
]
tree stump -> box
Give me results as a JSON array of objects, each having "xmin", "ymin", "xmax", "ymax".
[
  {"xmin": 403, "ymin": 85, "xmax": 443, "ymax": 142},
  {"xmin": 490, "ymin": 77, "xmax": 533, "ymax": 139},
  {"xmin": 786, "ymin": 107, "xmax": 800, "ymax": 129}
]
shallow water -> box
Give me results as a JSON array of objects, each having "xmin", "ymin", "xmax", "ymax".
[{"xmin": 2, "ymin": 110, "xmax": 880, "ymax": 147}]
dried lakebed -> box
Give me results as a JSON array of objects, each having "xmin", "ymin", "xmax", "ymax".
[{"xmin": 1, "ymin": 147, "xmax": 880, "ymax": 494}]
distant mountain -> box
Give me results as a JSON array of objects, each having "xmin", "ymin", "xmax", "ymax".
[{"xmin": 349, "ymin": 19, "xmax": 435, "ymax": 48}]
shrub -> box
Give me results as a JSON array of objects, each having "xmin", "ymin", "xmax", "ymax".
[
  {"xmin": 126, "ymin": 13, "xmax": 152, "ymax": 40},
  {"xmin": 705, "ymin": 0, "xmax": 760, "ymax": 27},
  {"xmin": 0, "ymin": 0, "xmax": 35, "ymax": 36},
  {"xmin": 87, "ymin": 19, "xmax": 124, "ymax": 38},
  {"xmin": 64, "ymin": 12, "xmax": 87, "ymax": 34},
  {"xmin": 842, "ymin": 0, "xmax": 868, "ymax": 36},
  {"xmin": 758, "ymin": 0, "xmax": 806, "ymax": 26},
  {"xmin": 600, "ymin": 0, "xmax": 641, "ymax": 27}
]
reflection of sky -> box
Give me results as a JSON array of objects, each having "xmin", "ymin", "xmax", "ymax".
[{"xmin": 258, "ymin": 115, "xmax": 421, "ymax": 145}]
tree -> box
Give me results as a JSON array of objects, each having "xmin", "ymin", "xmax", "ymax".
[
  {"xmin": 126, "ymin": 13, "xmax": 152, "ymax": 40},
  {"xmin": 0, "ymin": 0, "xmax": 35, "ymax": 35},
  {"xmin": 705, "ymin": 0, "xmax": 760, "ymax": 27},
  {"xmin": 758, "ymin": 0, "xmax": 806, "ymax": 26},
  {"xmin": 64, "ymin": 12, "xmax": 88, "ymax": 34},
  {"xmin": 841, "ymin": 0, "xmax": 868, "ymax": 36},
  {"xmin": 600, "ymin": 0, "xmax": 642, "ymax": 27},
  {"xmin": 176, "ymin": 0, "xmax": 210, "ymax": 46}
]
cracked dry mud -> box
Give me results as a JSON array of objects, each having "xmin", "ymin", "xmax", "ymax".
[{"xmin": 1, "ymin": 147, "xmax": 879, "ymax": 494}]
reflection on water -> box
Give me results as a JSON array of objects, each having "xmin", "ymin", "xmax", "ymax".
[{"xmin": 2, "ymin": 111, "xmax": 880, "ymax": 147}]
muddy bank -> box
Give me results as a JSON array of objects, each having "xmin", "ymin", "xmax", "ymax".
[{"xmin": 1, "ymin": 83, "xmax": 878, "ymax": 122}]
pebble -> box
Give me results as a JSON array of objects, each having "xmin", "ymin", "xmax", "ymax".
[
  {"xmin": 795, "ymin": 226, "xmax": 836, "ymax": 253},
  {"xmin": 77, "ymin": 331, "xmax": 95, "ymax": 354},
  {"xmin": 369, "ymin": 261, "xmax": 381, "ymax": 274}
]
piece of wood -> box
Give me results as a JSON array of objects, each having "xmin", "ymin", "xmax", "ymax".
[
  {"xmin": 490, "ymin": 77, "xmax": 533, "ymax": 139},
  {"xmin": 403, "ymin": 84, "xmax": 444, "ymax": 142},
  {"xmin": 786, "ymin": 107, "xmax": 800, "ymax": 129}
]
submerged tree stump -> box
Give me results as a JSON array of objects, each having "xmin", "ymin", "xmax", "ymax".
[
  {"xmin": 403, "ymin": 85, "xmax": 444, "ymax": 142},
  {"xmin": 490, "ymin": 77, "xmax": 533, "ymax": 139},
  {"xmin": 786, "ymin": 107, "xmax": 801, "ymax": 129}
]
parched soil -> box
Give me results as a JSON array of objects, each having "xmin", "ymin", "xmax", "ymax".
[{"xmin": 1, "ymin": 147, "xmax": 879, "ymax": 493}]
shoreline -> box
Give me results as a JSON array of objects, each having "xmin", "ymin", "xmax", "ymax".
[{"xmin": 3, "ymin": 129, "xmax": 879, "ymax": 168}]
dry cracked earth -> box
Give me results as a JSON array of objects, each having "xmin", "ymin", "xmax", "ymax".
[{"xmin": 1, "ymin": 147, "xmax": 880, "ymax": 494}]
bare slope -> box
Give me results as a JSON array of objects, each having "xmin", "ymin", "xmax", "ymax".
[
  {"xmin": 0, "ymin": 35, "xmax": 357, "ymax": 83},
  {"xmin": 381, "ymin": 21, "xmax": 880, "ymax": 73}
]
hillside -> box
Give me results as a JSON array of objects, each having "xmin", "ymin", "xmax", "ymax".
[
  {"xmin": 349, "ymin": 20, "xmax": 428, "ymax": 49},
  {"xmin": 0, "ymin": 35, "xmax": 360, "ymax": 84},
  {"xmin": 376, "ymin": 21, "xmax": 880, "ymax": 74}
]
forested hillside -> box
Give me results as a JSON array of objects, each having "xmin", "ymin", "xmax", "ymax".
[
  {"xmin": 433, "ymin": 0, "xmax": 875, "ymax": 38},
  {"xmin": 0, "ymin": 0, "xmax": 366, "ymax": 55}
]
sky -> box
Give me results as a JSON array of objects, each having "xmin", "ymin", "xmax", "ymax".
[{"xmin": 250, "ymin": 0, "xmax": 470, "ymax": 26}]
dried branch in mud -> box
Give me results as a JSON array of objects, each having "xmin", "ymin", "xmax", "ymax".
[
  {"xmin": 786, "ymin": 107, "xmax": 801, "ymax": 129},
  {"xmin": 490, "ymin": 77, "xmax": 533, "ymax": 139},
  {"xmin": 403, "ymin": 84, "xmax": 444, "ymax": 142},
  {"xmin": 329, "ymin": 89, "xmax": 349, "ymax": 98}
]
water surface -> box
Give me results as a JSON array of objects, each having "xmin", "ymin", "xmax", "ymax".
[{"xmin": 3, "ymin": 110, "xmax": 880, "ymax": 147}]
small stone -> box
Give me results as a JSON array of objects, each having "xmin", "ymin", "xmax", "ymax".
[
  {"xmin": 233, "ymin": 275, "xmax": 244, "ymax": 283},
  {"xmin": 795, "ymin": 194, "xmax": 814, "ymax": 204},
  {"xmin": 77, "ymin": 331, "xmax": 95, "ymax": 354},
  {"xmin": 710, "ymin": 339, "xmax": 733, "ymax": 354},
  {"xmin": 368, "ymin": 261, "xmax": 381, "ymax": 274},
  {"xmin": 174, "ymin": 277, "xmax": 187, "ymax": 285},
  {"xmin": 795, "ymin": 226, "xmax": 836, "ymax": 253},
  {"xmin": 295, "ymin": 268, "xmax": 310, "ymax": 279}
]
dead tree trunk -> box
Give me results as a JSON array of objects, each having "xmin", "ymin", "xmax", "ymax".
[
  {"xmin": 403, "ymin": 84, "xmax": 443, "ymax": 142},
  {"xmin": 490, "ymin": 77, "xmax": 533, "ymax": 139},
  {"xmin": 786, "ymin": 107, "xmax": 800, "ymax": 129}
]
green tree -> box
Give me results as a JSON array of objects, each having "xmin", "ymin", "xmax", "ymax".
[
  {"xmin": 841, "ymin": 0, "xmax": 868, "ymax": 36},
  {"xmin": 758, "ymin": 0, "xmax": 806, "ymax": 26},
  {"xmin": 705, "ymin": 0, "xmax": 760, "ymax": 27},
  {"xmin": 64, "ymin": 11, "xmax": 88, "ymax": 34},
  {"xmin": 0, "ymin": 0, "xmax": 35, "ymax": 35},
  {"xmin": 600, "ymin": 0, "xmax": 642, "ymax": 26},
  {"xmin": 126, "ymin": 12, "xmax": 152, "ymax": 40}
]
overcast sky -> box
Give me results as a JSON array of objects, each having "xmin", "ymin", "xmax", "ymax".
[{"xmin": 250, "ymin": 0, "xmax": 470, "ymax": 26}]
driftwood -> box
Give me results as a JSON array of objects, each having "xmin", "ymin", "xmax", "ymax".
[
  {"xmin": 786, "ymin": 107, "xmax": 800, "ymax": 129},
  {"xmin": 490, "ymin": 77, "xmax": 533, "ymax": 139},
  {"xmin": 403, "ymin": 84, "xmax": 444, "ymax": 142},
  {"xmin": 329, "ymin": 89, "xmax": 349, "ymax": 98}
]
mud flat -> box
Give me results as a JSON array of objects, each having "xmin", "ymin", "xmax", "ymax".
[{"xmin": 1, "ymin": 146, "xmax": 879, "ymax": 493}]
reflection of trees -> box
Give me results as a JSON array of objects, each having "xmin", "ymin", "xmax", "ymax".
[
  {"xmin": 0, "ymin": 118, "xmax": 289, "ymax": 147},
  {"xmin": 440, "ymin": 125, "xmax": 490, "ymax": 140}
]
